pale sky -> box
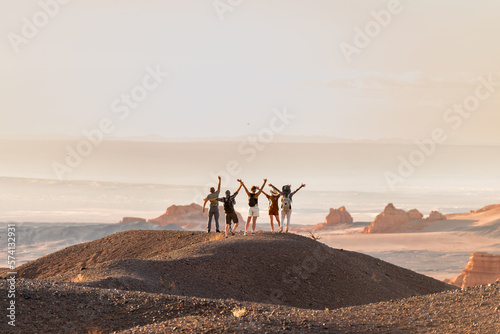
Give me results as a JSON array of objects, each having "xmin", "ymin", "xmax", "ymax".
[{"xmin": 2, "ymin": 0, "xmax": 500, "ymax": 144}]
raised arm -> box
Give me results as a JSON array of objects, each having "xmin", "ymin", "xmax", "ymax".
[
  {"xmin": 292, "ymin": 183, "xmax": 306, "ymax": 195},
  {"xmin": 259, "ymin": 189, "xmax": 270, "ymax": 198},
  {"xmin": 256, "ymin": 179, "xmax": 267, "ymax": 196},
  {"xmin": 235, "ymin": 183, "xmax": 243, "ymax": 195},
  {"xmin": 217, "ymin": 175, "xmax": 221, "ymax": 192},
  {"xmin": 269, "ymin": 183, "xmax": 281, "ymax": 194},
  {"xmin": 202, "ymin": 198, "xmax": 209, "ymax": 213},
  {"xmin": 237, "ymin": 179, "xmax": 250, "ymax": 196}
]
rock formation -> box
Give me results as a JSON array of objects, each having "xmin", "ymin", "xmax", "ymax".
[
  {"xmin": 325, "ymin": 206, "xmax": 354, "ymax": 225},
  {"xmin": 427, "ymin": 211, "xmax": 446, "ymax": 222},
  {"xmin": 148, "ymin": 203, "xmax": 244, "ymax": 230},
  {"xmin": 444, "ymin": 252, "xmax": 500, "ymax": 288},
  {"xmin": 363, "ymin": 204, "xmax": 415, "ymax": 233},
  {"xmin": 363, "ymin": 204, "xmax": 447, "ymax": 233},
  {"xmin": 296, "ymin": 207, "xmax": 353, "ymax": 232},
  {"xmin": 407, "ymin": 209, "xmax": 424, "ymax": 220}
]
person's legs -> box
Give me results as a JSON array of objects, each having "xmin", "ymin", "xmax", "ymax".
[
  {"xmin": 232, "ymin": 222, "xmax": 238, "ymax": 234},
  {"xmin": 280, "ymin": 210, "xmax": 286, "ymax": 232},
  {"xmin": 225, "ymin": 213, "xmax": 231, "ymax": 237},
  {"xmin": 269, "ymin": 215, "xmax": 274, "ymax": 232},
  {"xmin": 245, "ymin": 216, "xmax": 251, "ymax": 235},
  {"xmin": 208, "ymin": 209, "xmax": 214, "ymax": 232},
  {"xmin": 252, "ymin": 216, "xmax": 257, "ymax": 234},
  {"xmin": 274, "ymin": 214, "xmax": 281, "ymax": 230},
  {"xmin": 232, "ymin": 214, "xmax": 238, "ymax": 235},
  {"xmin": 213, "ymin": 207, "xmax": 220, "ymax": 232},
  {"xmin": 285, "ymin": 209, "xmax": 292, "ymax": 232}
]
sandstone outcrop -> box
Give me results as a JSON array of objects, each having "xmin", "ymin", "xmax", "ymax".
[
  {"xmin": 427, "ymin": 211, "xmax": 446, "ymax": 222},
  {"xmin": 407, "ymin": 209, "xmax": 424, "ymax": 220},
  {"xmin": 362, "ymin": 204, "xmax": 446, "ymax": 233},
  {"xmin": 325, "ymin": 206, "xmax": 354, "ymax": 225},
  {"xmin": 363, "ymin": 204, "xmax": 415, "ymax": 233},
  {"xmin": 297, "ymin": 207, "xmax": 353, "ymax": 232},
  {"xmin": 444, "ymin": 252, "xmax": 500, "ymax": 288}
]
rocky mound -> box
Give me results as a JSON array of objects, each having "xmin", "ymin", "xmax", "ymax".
[
  {"xmin": 148, "ymin": 203, "xmax": 244, "ymax": 230},
  {"xmin": 363, "ymin": 203, "xmax": 447, "ymax": 233},
  {"xmin": 297, "ymin": 207, "xmax": 353, "ymax": 232},
  {"xmin": 445, "ymin": 252, "xmax": 500, "ymax": 288},
  {"xmin": 1, "ymin": 279, "xmax": 498, "ymax": 333},
  {"xmin": 11, "ymin": 231, "xmax": 455, "ymax": 311}
]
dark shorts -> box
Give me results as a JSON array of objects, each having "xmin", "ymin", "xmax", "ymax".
[
  {"xmin": 269, "ymin": 208, "xmax": 279, "ymax": 216},
  {"xmin": 225, "ymin": 212, "xmax": 238, "ymax": 225}
]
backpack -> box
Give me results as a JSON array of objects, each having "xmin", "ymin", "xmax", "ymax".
[
  {"xmin": 224, "ymin": 197, "xmax": 236, "ymax": 212},
  {"xmin": 249, "ymin": 193, "xmax": 258, "ymax": 207},
  {"xmin": 281, "ymin": 195, "xmax": 291, "ymax": 211}
]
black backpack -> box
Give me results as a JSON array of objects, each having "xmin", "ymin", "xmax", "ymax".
[
  {"xmin": 224, "ymin": 197, "xmax": 235, "ymax": 212},
  {"xmin": 249, "ymin": 193, "xmax": 258, "ymax": 207}
]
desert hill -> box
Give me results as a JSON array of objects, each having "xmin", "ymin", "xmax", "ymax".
[{"xmin": 11, "ymin": 231, "xmax": 455, "ymax": 311}]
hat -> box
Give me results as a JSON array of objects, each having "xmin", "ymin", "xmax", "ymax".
[{"xmin": 271, "ymin": 189, "xmax": 279, "ymax": 195}]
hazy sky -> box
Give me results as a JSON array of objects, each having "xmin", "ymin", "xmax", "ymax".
[{"xmin": 2, "ymin": 0, "xmax": 500, "ymax": 144}]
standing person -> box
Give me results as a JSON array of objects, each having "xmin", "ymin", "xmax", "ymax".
[
  {"xmin": 259, "ymin": 187, "xmax": 281, "ymax": 232},
  {"xmin": 269, "ymin": 183, "xmax": 306, "ymax": 233},
  {"xmin": 238, "ymin": 178, "xmax": 267, "ymax": 236},
  {"xmin": 206, "ymin": 184, "xmax": 242, "ymax": 238},
  {"xmin": 202, "ymin": 175, "xmax": 221, "ymax": 233}
]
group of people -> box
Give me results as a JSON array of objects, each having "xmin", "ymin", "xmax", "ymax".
[{"xmin": 202, "ymin": 176, "xmax": 306, "ymax": 238}]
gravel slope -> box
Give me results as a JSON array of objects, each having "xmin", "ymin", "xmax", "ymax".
[{"xmin": 1, "ymin": 280, "xmax": 499, "ymax": 333}]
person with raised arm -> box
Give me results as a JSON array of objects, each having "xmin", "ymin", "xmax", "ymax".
[
  {"xmin": 269, "ymin": 183, "xmax": 306, "ymax": 233},
  {"xmin": 259, "ymin": 187, "xmax": 281, "ymax": 232},
  {"xmin": 202, "ymin": 175, "xmax": 221, "ymax": 233},
  {"xmin": 205, "ymin": 183, "xmax": 243, "ymax": 238},
  {"xmin": 238, "ymin": 178, "xmax": 267, "ymax": 236}
]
